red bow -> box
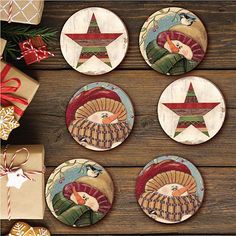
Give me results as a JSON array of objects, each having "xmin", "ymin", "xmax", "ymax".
[{"xmin": 0, "ymin": 64, "xmax": 28, "ymax": 117}]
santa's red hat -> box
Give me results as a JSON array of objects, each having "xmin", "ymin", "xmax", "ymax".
[
  {"xmin": 136, "ymin": 160, "xmax": 191, "ymax": 199},
  {"xmin": 66, "ymin": 87, "xmax": 121, "ymax": 126}
]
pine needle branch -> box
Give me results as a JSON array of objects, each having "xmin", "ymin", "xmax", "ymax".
[
  {"xmin": 1, "ymin": 22, "xmax": 57, "ymax": 61},
  {"xmin": 1, "ymin": 22, "xmax": 57, "ymax": 44}
]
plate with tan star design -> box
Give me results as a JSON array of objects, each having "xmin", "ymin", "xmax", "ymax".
[
  {"xmin": 136, "ymin": 155, "xmax": 204, "ymax": 224},
  {"xmin": 157, "ymin": 76, "xmax": 226, "ymax": 145},
  {"xmin": 66, "ymin": 82, "xmax": 134, "ymax": 151},
  {"xmin": 60, "ymin": 7, "xmax": 128, "ymax": 75}
]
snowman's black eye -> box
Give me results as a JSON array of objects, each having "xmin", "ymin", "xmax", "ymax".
[
  {"xmin": 17, "ymin": 174, "xmax": 20, "ymax": 177},
  {"xmin": 171, "ymin": 185, "xmax": 178, "ymax": 191},
  {"xmin": 101, "ymin": 113, "xmax": 108, "ymax": 118}
]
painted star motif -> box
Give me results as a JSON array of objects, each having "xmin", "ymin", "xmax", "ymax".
[
  {"xmin": 162, "ymin": 83, "xmax": 220, "ymax": 137},
  {"xmin": 65, "ymin": 13, "xmax": 123, "ymax": 68},
  {"xmin": 0, "ymin": 106, "xmax": 20, "ymax": 140}
]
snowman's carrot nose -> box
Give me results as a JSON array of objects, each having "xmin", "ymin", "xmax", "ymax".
[
  {"xmin": 166, "ymin": 35, "xmax": 179, "ymax": 53},
  {"xmin": 172, "ymin": 183, "xmax": 193, "ymax": 197},
  {"xmin": 72, "ymin": 186, "xmax": 85, "ymax": 205},
  {"xmin": 102, "ymin": 111, "xmax": 121, "ymax": 124}
]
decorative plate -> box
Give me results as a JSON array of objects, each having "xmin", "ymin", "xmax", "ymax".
[
  {"xmin": 136, "ymin": 155, "xmax": 204, "ymax": 224},
  {"xmin": 46, "ymin": 159, "xmax": 114, "ymax": 227},
  {"xmin": 60, "ymin": 7, "xmax": 128, "ymax": 75},
  {"xmin": 157, "ymin": 76, "xmax": 226, "ymax": 145},
  {"xmin": 66, "ymin": 82, "xmax": 134, "ymax": 151},
  {"xmin": 139, "ymin": 7, "xmax": 207, "ymax": 75}
]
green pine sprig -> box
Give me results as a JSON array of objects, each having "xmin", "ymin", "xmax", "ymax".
[
  {"xmin": 1, "ymin": 22, "xmax": 57, "ymax": 61},
  {"xmin": 1, "ymin": 22, "xmax": 57, "ymax": 43}
]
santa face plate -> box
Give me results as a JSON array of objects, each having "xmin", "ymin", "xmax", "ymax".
[
  {"xmin": 139, "ymin": 7, "xmax": 207, "ymax": 75},
  {"xmin": 46, "ymin": 159, "xmax": 114, "ymax": 227},
  {"xmin": 136, "ymin": 156, "xmax": 204, "ymax": 224},
  {"xmin": 66, "ymin": 82, "xmax": 134, "ymax": 151},
  {"xmin": 158, "ymin": 76, "xmax": 226, "ymax": 145},
  {"xmin": 60, "ymin": 7, "xmax": 128, "ymax": 75}
]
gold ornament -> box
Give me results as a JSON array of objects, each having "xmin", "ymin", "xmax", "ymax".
[{"xmin": 0, "ymin": 106, "xmax": 20, "ymax": 140}]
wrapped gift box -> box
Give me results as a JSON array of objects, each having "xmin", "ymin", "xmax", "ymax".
[
  {"xmin": 0, "ymin": 61, "xmax": 39, "ymax": 120},
  {"xmin": 0, "ymin": 38, "xmax": 7, "ymax": 58},
  {"xmin": 0, "ymin": 0, "xmax": 44, "ymax": 25},
  {"xmin": 0, "ymin": 145, "xmax": 45, "ymax": 219},
  {"xmin": 19, "ymin": 36, "xmax": 52, "ymax": 65}
]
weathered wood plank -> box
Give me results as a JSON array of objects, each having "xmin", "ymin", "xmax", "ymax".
[
  {"xmin": 5, "ymin": 70, "xmax": 236, "ymax": 167},
  {"xmin": 1, "ymin": 167, "xmax": 236, "ymax": 235},
  {"xmin": 15, "ymin": 1, "xmax": 236, "ymax": 70}
]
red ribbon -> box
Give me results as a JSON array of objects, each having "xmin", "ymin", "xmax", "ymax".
[{"xmin": 0, "ymin": 64, "xmax": 29, "ymax": 117}]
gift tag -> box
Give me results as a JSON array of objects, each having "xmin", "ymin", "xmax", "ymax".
[
  {"xmin": 7, "ymin": 168, "xmax": 28, "ymax": 189},
  {"xmin": 66, "ymin": 82, "xmax": 134, "ymax": 151},
  {"xmin": 158, "ymin": 76, "xmax": 226, "ymax": 145},
  {"xmin": 139, "ymin": 7, "xmax": 207, "ymax": 75},
  {"xmin": 136, "ymin": 155, "xmax": 204, "ymax": 224},
  {"xmin": 46, "ymin": 159, "xmax": 114, "ymax": 227},
  {"xmin": 60, "ymin": 7, "xmax": 128, "ymax": 75}
]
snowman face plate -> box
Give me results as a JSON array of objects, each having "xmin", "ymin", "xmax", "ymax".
[
  {"xmin": 139, "ymin": 7, "xmax": 207, "ymax": 75},
  {"xmin": 66, "ymin": 82, "xmax": 134, "ymax": 151},
  {"xmin": 136, "ymin": 156, "xmax": 204, "ymax": 224},
  {"xmin": 46, "ymin": 159, "xmax": 114, "ymax": 227},
  {"xmin": 158, "ymin": 76, "xmax": 226, "ymax": 145},
  {"xmin": 60, "ymin": 7, "xmax": 128, "ymax": 75}
]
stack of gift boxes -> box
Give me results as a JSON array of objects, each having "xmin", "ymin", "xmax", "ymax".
[{"xmin": 0, "ymin": 0, "xmax": 48, "ymax": 232}]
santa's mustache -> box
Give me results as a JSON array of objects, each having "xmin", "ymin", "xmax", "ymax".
[{"xmin": 69, "ymin": 118, "xmax": 130, "ymax": 149}]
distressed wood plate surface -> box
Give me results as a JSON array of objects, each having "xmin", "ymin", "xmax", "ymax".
[
  {"xmin": 157, "ymin": 76, "xmax": 226, "ymax": 145},
  {"xmin": 60, "ymin": 7, "xmax": 128, "ymax": 75}
]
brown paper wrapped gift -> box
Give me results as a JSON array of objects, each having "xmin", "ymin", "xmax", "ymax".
[
  {"xmin": 0, "ymin": 145, "xmax": 45, "ymax": 219},
  {"xmin": 0, "ymin": 61, "xmax": 39, "ymax": 120},
  {"xmin": 0, "ymin": 0, "xmax": 44, "ymax": 25},
  {"xmin": 0, "ymin": 38, "xmax": 7, "ymax": 58}
]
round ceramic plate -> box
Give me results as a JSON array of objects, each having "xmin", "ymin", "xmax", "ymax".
[
  {"xmin": 66, "ymin": 82, "xmax": 134, "ymax": 151},
  {"xmin": 60, "ymin": 7, "xmax": 128, "ymax": 75},
  {"xmin": 46, "ymin": 159, "xmax": 114, "ymax": 227},
  {"xmin": 158, "ymin": 76, "xmax": 226, "ymax": 145},
  {"xmin": 136, "ymin": 155, "xmax": 204, "ymax": 224},
  {"xmin": 139, "ymin": 7, "xmax": 207, "ymax": 75}
]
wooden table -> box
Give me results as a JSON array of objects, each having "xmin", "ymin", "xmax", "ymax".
[{"xmin": 1, "ymin": 1, "xmax": 236, "ymax": 235}]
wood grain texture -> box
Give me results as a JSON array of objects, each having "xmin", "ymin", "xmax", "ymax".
[
  {"xmin": 4, "ymin": 69, "xmax": 236, "ymax": 167},
  {"xmin": 1, "ymin": 167, "xmax": 236, "ymax": 235},
  {"xmin": 1, "ymin": 1, "xmax": 236, "ymax": 235},
  {"xmin": 20, "ymin": 1, "xmax": 236, "ymax": 70}
]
